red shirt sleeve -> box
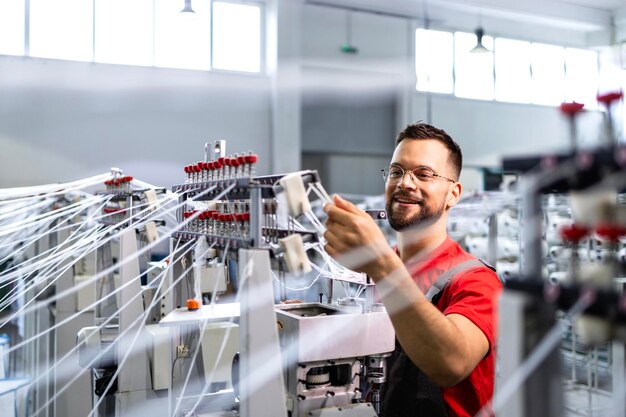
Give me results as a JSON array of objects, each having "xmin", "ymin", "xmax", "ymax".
[{"xmin": 439, "ymin": 268, "xmax": 502, "ymax": 351}]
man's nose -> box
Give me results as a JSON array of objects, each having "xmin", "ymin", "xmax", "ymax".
[{"xmin": 398, "ymin": 172, "xmax": 417, "ymax": 190}]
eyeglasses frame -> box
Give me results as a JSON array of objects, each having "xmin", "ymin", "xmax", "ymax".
[{"xmin": 381, "ymin": 165, "xmax": 457, "ymax": 184}]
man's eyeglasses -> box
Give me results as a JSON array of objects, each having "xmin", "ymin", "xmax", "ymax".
[{"xmin": 381, "ymin": 165, "xmax": 456, "ymax": 184}]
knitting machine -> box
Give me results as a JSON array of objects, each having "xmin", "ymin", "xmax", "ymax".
[{"xmin": 160, "ymin": 140, "xmax": 395, "ymax": 417}]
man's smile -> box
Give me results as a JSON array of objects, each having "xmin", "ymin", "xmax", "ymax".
[{"xmin": 393, "ymin": 194, "xmax": 424, "ymax": 205}]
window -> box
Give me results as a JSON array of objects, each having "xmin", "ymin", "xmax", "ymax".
[
  {"xmin": 0, "ymin": 0, "xmax": 25, "ymax": 56},
  {"xmin": 495, "ymin": 38, "xmax": 531, "ymax": 103},
  {"xmin": 414, "ymin": 29, "xmax": 600, "ymax": 110},
  {"xmin": 454, "ymin": 31, "xmax": 494, "ymax": 100},
  {"xmin": 30, "ymin": 0, "xmax": 93, "ymax": 61},
  {"xmin": 0, "ymin": 0, "xmax": 263, "ymax": 74},
  {"xmin": 212, "ymin": 1, "xmax": 262, "ymax": 72},
  {"xmin": 565, "ymin": 48, "xmax": 599, "ymax": 110},
  {"xmin": 530, "ymin": 43, "xmax": 565, "ymax": 106},
  {"xmin": 94, "ymin": 0, "xmax": 155, "ymax": 66},
  {"xmin": 154, "ymin": 0, "xmax": 212, "ymax": 71},
  {"xmin": 415, "ymin": 29, "xmax": 454, "ymax": 94}
]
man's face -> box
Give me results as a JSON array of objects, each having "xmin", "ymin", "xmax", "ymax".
[{"xmin": 384, "ymin": 139, "xmax": 457, "ymax": 232}]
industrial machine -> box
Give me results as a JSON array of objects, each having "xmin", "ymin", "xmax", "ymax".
[
  {"xmin": 159, "ymin": 140, "xmax": 396, "ymax": 417},
  {"xmin": 496, "ymin": 92, "xmax": 626, "ymax": 417},
  {"xmin": 75, "ymin": 174, "xmax": 173, "ymax": 417},
  {"xmin": 275, "ymin": 302, "xmax": 394, "ymax": 416}
]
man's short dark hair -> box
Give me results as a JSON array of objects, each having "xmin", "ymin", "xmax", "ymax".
[{"xmin": 395, "ymin": 122, "xmax": 462, "ymax": 180}]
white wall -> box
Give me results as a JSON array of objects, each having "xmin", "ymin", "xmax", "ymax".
[
  {"xmin": 300, "ymin": 4, "xmax": 412, "ymax": 195},
  {"xmin": 0, "ymin": 56, "xmax": 272, "ymax": 188}
]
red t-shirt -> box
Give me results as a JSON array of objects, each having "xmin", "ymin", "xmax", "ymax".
[{"xmin": 403, "ymin": 237, "xmax": 502, "ymax": 417}]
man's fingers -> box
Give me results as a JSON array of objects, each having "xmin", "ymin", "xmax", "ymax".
[
  {"xmin": 332, "ymin": 194, "xmax": 363, "ymax": 215},
  {"xmin": 323, "ymin": 229, "xmax": 345, "ymax": 251},
  {"xmin": 324, "ymin": 204, "xmax": 358, "ymax": 227},
  {"xmin": 325, "ymin": 218, "xmax": 352, "ymax": 235},
  {"xmin": 324, "ymin": 242, "xmax": 338, "ymax": 258}
]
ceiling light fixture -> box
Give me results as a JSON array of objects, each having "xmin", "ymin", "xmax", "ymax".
[
  {"xmin": 340, "ymin": 12, "xmax": 358, "ymax": 55},
  {"xmin": 180, "ymin": 0, "xmax": 195, "ymax": 15},
  {"xmin": 470, "ymin": 27, "xmax": 491, "ymax": 54}
]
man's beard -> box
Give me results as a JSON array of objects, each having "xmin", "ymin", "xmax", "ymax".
[{"xmin": 385, "ymin": 195, "xmax": 446, "ymax": 232}]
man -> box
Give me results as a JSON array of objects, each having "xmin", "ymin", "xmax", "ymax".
[{"xmin": 323, "ymin": 123, "xmax": 502, "ymax": 417}]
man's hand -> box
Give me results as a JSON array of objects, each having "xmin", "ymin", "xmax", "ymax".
[{"xmin": 323, "ymin": 194, "xmax": 399, "ymax": 279}]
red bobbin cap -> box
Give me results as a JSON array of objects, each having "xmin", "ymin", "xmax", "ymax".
[
  {"xmin": 244, "ymin": 154, "xmax": 258, "ymax": 163},
  {"xmin": 559, "ymin": 224, "xmax": 589, "ymax": 243},
  {"xmin": 597, "ymin": 91, "xmax": 624, "ymax": 106},
  {"xmin": 560, "ymin": 102, "xmax": 584, "ymax": 116},
  {"xmin": 596, "ymin": 224, "xmax": 626, "ymax": 242}
]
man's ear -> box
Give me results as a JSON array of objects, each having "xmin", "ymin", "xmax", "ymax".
[{"xmin": 446, "ymin": 181, "xmax": 462, "ymax": 209}]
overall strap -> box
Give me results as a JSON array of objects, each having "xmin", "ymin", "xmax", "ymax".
[{"xmin": 424, "ymin": 259, "xmax": 488, "ymax": 302}]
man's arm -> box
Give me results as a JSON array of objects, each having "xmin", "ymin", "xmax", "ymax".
[{"xmin": 323, "ymin": 195, "xmax": 489, "ymax": 387}]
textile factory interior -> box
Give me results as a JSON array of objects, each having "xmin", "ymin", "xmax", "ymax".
[{"xmin": 1, "ymin": 0, "xmax": 626, "ymax": 416}]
